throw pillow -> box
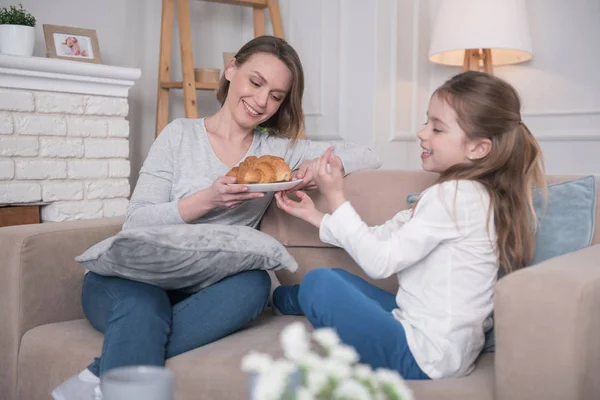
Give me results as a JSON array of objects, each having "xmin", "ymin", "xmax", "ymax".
[
  {"xmin": 406, "ymin": 176, "xmax": 597, "ymax": 353},
  {"xmin": 76, "ymin": 224, "xmax": 298, "ymax": 293}
]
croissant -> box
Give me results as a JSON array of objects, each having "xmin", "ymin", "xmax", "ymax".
[{"xmin": 226, "ymin": 155, "xmax": 292, "ymax": 184}]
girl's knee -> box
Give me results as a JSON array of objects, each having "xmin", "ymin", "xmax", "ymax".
[
  {"xmin": 330, "ymin": 268, "xmax": 351, "ymax": 277},
  {"xmin": 298, "ymin": 268, "xmax": 338, "ymax": 306},
  {"xmin": 302, "ymin": 268, "xmax": 338, "ymax": 287}
]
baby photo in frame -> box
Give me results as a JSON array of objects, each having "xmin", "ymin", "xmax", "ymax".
[{"xmin": 43, "ymin": 24, "xmax": 102, "ymax": 64}]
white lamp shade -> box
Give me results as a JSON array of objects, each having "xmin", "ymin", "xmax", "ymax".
[{"xmin": 429, "ymin": 0, "xmax": 533, "ymax": 66}]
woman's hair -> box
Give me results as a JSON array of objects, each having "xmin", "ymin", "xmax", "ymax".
[
  {"xmin": 434, "ymin": 71, "xmax": 546, "ymax": 274},
  {"xmin": 216, "ymin": 35, "xmax": 304, "ymax": 141}
]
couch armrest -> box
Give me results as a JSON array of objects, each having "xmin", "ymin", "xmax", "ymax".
[
  {"xmin": 494, "ymin": 245, "xmax": 600, "ymax": 400},
  {"xmin": 0, "ymin": 217, "xmax": 123, "ymax": 400}
]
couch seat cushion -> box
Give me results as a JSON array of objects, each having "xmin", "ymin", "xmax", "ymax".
[{"xmin": 17, "ymin": 315, "xmax": 494, "ymax": 400}]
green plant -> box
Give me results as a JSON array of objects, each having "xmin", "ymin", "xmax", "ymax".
[{"xmin": 0, "ymin": 4, "xmax": 36, "ymax": 27}]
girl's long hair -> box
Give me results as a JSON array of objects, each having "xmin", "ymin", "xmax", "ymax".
[{"xmin": 434, "ymin": 71, "xmax": 546, "ymax": 273}]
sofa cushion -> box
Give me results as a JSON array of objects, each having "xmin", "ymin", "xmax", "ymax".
[
  {"xmin": 18, "ymin": 316, "xmax": 495, "ymax": 400},
  {"xmin": 531, "ymin": 175, "xmax": 596, "ymax": 264},
  {"xmin": 76, "ymin": 224, "xmax": 298, "ymax": 293}
]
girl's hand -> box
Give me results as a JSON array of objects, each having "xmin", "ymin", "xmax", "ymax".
[
  {"xmin": 289, "ymin": 151, "xmax": 344, "ymax": 193},
  {"xmin": 274, "ymin": 191, "xmax": 324, "ymax": 228},
  {"xmin": 210, "ymin": 176, "xmax": 264, "ymax": 209},
  {"xmin": 311, "ymin": 147, "xmax": 347, "ymax": 211}
]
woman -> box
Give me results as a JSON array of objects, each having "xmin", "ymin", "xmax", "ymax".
[{"xmin": 52, "ymin": 35, "xmax": 381, "ymax": 400}]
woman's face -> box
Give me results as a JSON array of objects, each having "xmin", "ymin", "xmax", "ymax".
[{"xmin": 224, "ymin": 52, "xmax": 292, "ymax": 130}]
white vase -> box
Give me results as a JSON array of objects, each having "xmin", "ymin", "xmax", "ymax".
[{"xmin": 0, "ymin": 24, "xmax": 35, "ymax": 56}]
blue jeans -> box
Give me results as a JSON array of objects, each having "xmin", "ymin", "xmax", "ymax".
[
  {"xmin": 273, "ymin": 268, "xmax": 430, "ymax": 380},
  {"xmin": 82, "ymin": 270, "xmax": 270, "ymax": 377}
]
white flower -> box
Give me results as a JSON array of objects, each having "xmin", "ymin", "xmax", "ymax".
[
  {"xmin": 243, "ymin": 322, "xmax": 414, "ymax": 400},
  {"xmin": 272, "ymin": 359, "xmax": 297, "ymax": 376},
  {"xmin": 329, "ymin": 344, "xmax": 359, "ymax": 366},
  {"xmin": 323, "ymin": 358, "xmax": 352, "ymax": 381},
  {"xmin": 305, "ymin": 370, "xmax": 330, "ymax": 394},
  {"xmin": 312, "ymin": 327, "xmax": 340, "ymax": 349},
  {"xmin": 296, "ymin": 352, "xmax": 326, "ymax": 371},
  {"xmin": 253, "ymin": 369, "xmax": 289, "ymax": 400},
  {"xmin": 295, "ymin": 387, "xmax": 317, "ymax": 400},
  {"xmin": 353, "ymin": 364, "xmax": 373, "ymax": 380},
  {"xmin": 280, "ymin": 322, "xmax": 311, "ymax": 362},
  {"xmin": 373, "ymin": 369, "xmax": 414, "ymax": 400},
  {"xmin": 332, "ymin": 378, "xmax": 372, "ymax": 400},
  {"xmin": 241, "ymin": 351, "xmax": 274, "ymax": 374}
]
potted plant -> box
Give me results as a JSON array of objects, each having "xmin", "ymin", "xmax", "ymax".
[{"xmin": 0, "ymin": 4, "xmax": 36, "ymax": 56}]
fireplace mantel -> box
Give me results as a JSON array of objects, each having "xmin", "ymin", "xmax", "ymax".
[
  {"xmin": 0, "ymin": 55, "xmax": 141, "ymax": 222},
  {"xmin": 0, "ymin": 54, "xmax": 141, "ymax": 97}
]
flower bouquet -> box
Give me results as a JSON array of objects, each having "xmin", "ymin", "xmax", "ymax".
[{"xmin": 242, "ymin": 322, "xmax": 414, "ymax": 400}]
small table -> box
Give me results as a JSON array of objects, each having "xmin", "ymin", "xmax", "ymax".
[{"xmin": 0, "ymin": 203, "xmax": 47, "ymax": 228}]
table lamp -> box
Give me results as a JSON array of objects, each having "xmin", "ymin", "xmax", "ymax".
[{"xmin": 429, "ymin": 0, "xmax": 533, "ymax": 74}]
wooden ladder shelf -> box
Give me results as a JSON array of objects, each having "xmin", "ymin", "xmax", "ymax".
[{"xmin": 155, "ymin": 0, "xmax": 285, "ymax": 137}]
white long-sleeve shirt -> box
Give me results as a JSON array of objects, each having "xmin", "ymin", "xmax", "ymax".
[{"xmin": 319, "ymin": 180, "xmax": 498, "ymax": 379}]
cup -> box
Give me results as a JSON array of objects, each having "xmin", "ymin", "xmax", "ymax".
[{"xmin": 100, "ymin": 366, "xmax": 174, "ymax": 400}]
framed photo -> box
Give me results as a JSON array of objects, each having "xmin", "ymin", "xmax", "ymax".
[{"xmin": 43, "ymin": 24, "xmax": 102, "ymax": 64}]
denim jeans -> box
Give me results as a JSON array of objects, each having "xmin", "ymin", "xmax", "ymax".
[
  {"xmin": 273, "ymin": 268, "xmax": 430, "ymax": 380},
  {"xmin": 82, "ymin": 270, "xmax": 270, "ymax": 377}
]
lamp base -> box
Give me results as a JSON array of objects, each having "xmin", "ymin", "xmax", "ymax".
[{"xmin": 463, "ymin": 49, "xmax": 493, "ymax": 74}]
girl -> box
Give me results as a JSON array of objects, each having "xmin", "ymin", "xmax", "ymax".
[
  {"xmin": 273, "ymin": 71, "xmax": 546, "ymax": 380},
  {"xmin": 52, "ymin": 35, "xmax": 380, "ymax": 400}
]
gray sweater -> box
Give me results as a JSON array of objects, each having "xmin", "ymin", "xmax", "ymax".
[{"xmin": 124, "ymin": 118, "xmax": 381, "ymax": 230}]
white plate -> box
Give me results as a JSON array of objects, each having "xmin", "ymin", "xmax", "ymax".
[{"xmin": 229, "ymin": 179, "xmax": 303, "ymax": 193}]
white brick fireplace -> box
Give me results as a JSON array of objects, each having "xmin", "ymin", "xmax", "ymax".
[{"xmin": 0, "ymin": 54, "xmax": 141, "ymax": 222}]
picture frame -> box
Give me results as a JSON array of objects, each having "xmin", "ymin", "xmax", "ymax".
[{"xmin": 42, "ymin": 24, "xmax": 102, "ymax": 64}]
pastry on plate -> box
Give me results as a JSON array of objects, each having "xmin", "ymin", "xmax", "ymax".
[{"xmin": 226, "ymin": 155, "xmax": 292, "ymax": 184}]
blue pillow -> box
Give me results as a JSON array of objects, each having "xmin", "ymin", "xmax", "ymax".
[
  {"xmin": 531, "ymin": 176, "xmax": 596, "ymax": 264},
  {"xmin": 406, "ymin": 176, "xmax": 597, "ymax": 353}
]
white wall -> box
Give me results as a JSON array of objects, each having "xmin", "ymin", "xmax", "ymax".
[
  {"xmin": 9, "ymin": 0, "xmax": 381, "ymax": 185},
  {"xmin": 4, "ymin": 0, "xmax": 600, "ymax": 181},
  {"xmin": 388, "ymin": 0, "xmax": 600, "ymax": 174}
]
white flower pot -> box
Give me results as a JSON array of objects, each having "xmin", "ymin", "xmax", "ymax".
[{"xmin": 0, "ymin": 24, "xmax": 35, "ymax": 56}]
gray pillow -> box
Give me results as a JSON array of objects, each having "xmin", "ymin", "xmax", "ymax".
[{"xmin": 76, "ymin": 224, "xmax": 298, "ymax": 293}]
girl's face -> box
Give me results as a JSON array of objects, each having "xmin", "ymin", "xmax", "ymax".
[
  {"xmin": 223, "ymin": 52, "xmax": 292, "ymax": 130},
  {"xmin": 417, "ymin": 94, "xmax": 474, "ymax": 173}
]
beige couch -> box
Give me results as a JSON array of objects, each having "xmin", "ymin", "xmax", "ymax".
[{"xmin": 2, "ymin": 170, "xmax": 600, "ymax": 400}]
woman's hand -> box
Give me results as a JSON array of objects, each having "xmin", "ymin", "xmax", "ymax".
[
  {"xmin": 311, "ymin": 147, "xmax": 347, "ymax": 212},
  {"xmin": 178, "ymin": 176, "xmax": 264, "ymax": 223},
  {"xmin": 291, "ymin": 160, "xmax": 317, "ymax": 191},
  {"xmin": 209, "ymin": 176, "xmax": 264, "ymax": 209},
  {"xmin": 274, "ymin": 191, "xmax": 324, "ymax": 228},
  {"xmin": 290, "ymin": 150, "xmax": 344, "ymax": 192}
]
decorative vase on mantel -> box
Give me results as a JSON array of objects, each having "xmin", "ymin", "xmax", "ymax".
[{"xmin": 0, "ymin": 4, "xmax": 36, "ymax": 57}]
